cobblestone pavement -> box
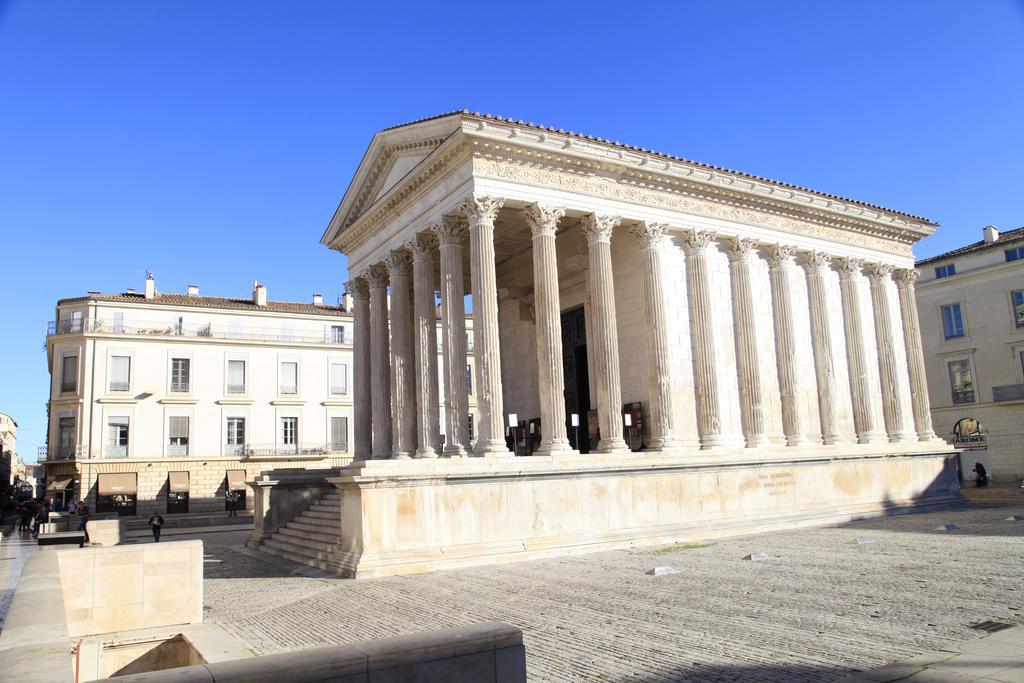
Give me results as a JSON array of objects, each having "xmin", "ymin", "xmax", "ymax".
[{"xmin": 197, "ymin": 505, "xmax": 1024, "ymax": 682}]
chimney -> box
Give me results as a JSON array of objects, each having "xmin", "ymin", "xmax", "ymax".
[
  {"xmin": 252, "ymin": 281, "xmax": 267, "ymax": 307},
  {"xmin": 342, "ymin": 292, "xmax": 353, "ymax": 312},
  {"xmin": 312, "ymin": 293, "xmax": 323, "ymax": 306},
  {"xmin": 187, "ymin": 284, "xmax": 200, "ymax": 297},
  {"xmin": 983, "ymin": 225, "xmax": 1000, "ymax": 243},
  {"xmin": 144, "ymin": 273, "xmax": 156, "ymax": 300}
]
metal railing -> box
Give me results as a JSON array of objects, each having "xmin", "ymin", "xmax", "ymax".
[
  {"xmin": 223, "ymin": 443, "xmax": 349, "ymax": 457},
  {"xmin": 105, "ymin": 445, "xmax": 128, "ymax": 458},
  {"xmin": 42, "ymin": 444, "xmax": 85, "ymax": 460},
  {"xmin": 170, "ymin": 382, "xmax": 190, "ymax": 393},
  {"xmin": 226, "ymin": 384, "xmax": 246, "ymax": 394},
  {"xmin": 109, "ymin": 381, "xmax": 130, "ymax": 392},
  {"xmin": 993, "ymin": 383, "xmax": 1024, "ymax": 402},
  {"xmin": 167, "ymin": 444, "xmax": 189, "ymax": 456},
  {"xmin": 47, "ymin": 317, "xmax": 348, "ymax": 345}
]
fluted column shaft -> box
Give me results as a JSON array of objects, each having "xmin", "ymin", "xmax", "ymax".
[
  {"xmin": 367, "ymin": 265, "xmax": 393, "ymax": 458},
  {"xmin": 838, "ymin": 258, "xmax": 880, "ymax": 443},
  {"xmin": 347, "ymin": 278, "xmax": 372, "ymax": 459},
  {"xmin": 868, "ymin": 264, "xmax": 911, "ymax": 442},
  {"xmin": 409, "ymin": 235, "xmax": 440, "ymax": 458},
  {"xmin": 803, "ymin": 253, "xmax": 841, "ymax": 444},
  {"xmin": 434, "ymin": 218, "xmax": 470, "ymax": 456},
  {"xmin": 727, "ymin": 238, "xmax": 767, "ymax": 447},
  {"xmin": 766, "ymin": 245, "xmax": 806, "ymax": 446},
  {"xmin": 582, "ymin": 215, "xmax": 628, "ymax": 453},
  {"xmin": 685, "ymin": 231, "xmax": 724, "ymax": 448},
  {"xmin": 461, "ymin": 197, "xmax": 511, "ymax": 457},
  {"xmin": 524, "ymin": 204, "xmax": 573, "ymax": 455},
  {"xmin": 631, "ymin": 223, "xmax": 681, "ymax": 450},
  {"xmin": 386, "ymin": 252, "xmax": 416, "ymax": 458},
  {"xmin": 895, "ymin": 269, "xmax": 936, "ymax": 441}
]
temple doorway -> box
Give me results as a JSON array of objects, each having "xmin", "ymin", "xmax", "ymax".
[{"xmin": 561, "ymin": 306, "xmax": 591, "ymax": 453}]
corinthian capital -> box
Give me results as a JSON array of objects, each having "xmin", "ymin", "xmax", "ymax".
[
  {"xmin": 894, "ymin": 268, "xmax": 919, "ymax": 288},
  {"xmin": 836, "ymin": 257, "xmax": 865, "ymax": 277},
  {"xmin": 457, "ymin": 196, "xmax": 505, "ymax": 226},
  {"xmin": 630, "ymin": 222, "xmax": 669, "ymax": 250},
  {"xmin": 384, "ymin": 250, "xmax": 412, "ymax": 278},
  {"xmin": 366, "ymin": 263, "xmax": 389, "ymax": 288},
  {"xmin": 523, "ymin": 203, "xmax": 566, "ymax": 238},
  {"xmin": 346, "ymin": 276, "xmax": 370, "ymax": 301},
  {"xmin": 579, "ymin": 214, "xmax": 621, "ymax": 245},
  {"xmin": 432, "ymin": 215, "xmax": 467, "ymax": 245},
  {"xmin": 765, "ymin": 244, "xmax": 797, "ymax": 268},
  {"xmin": 866, "ymin": 262, "xmax": 895, "ymax": 282},
  {"xmin": 406, "ymin": 233, "xmax": 437, "ymax": 262},
  {"xmin": 684, "ymin": 229, "xmax": 717, "ymax": 253},
  {"xmin": 724, "ymin": 236, "xmax": 758, "ymax": 262},
  {"xmin": 802, "ymin": 250, "xmax": 833, "ymax": 270}
]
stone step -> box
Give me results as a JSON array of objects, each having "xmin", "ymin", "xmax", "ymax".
[
  {"xmin": 275, "ymin": 527, "xmax": 342, "ymax": 550},
  {"xmin": 260, "ymin": 543, "xmax": 342, "ymax": 573},
  {"xmin": 308, "ymin": 503, "xmax": 341, "ymax": 514},
  {"xmin": 301, "ymin": 509, "xmax": 340, "ymax": 521},
  {"xmin": 286, "ymin": 518, "xmax": 340, "ymax": 534},
  {"xmin": 263, "ymin": 537, "xmax": 342, "ymax": 566}
]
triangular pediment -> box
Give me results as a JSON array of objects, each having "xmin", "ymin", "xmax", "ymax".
[{"xmin": 323, "ymin": 112, "xmax": 466, "ymax": 246}]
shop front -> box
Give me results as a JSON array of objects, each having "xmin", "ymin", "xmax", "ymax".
[
  {"xmin": 168, "ymin": 471, "xmax": 189, "ymax": 514},
  {"xmin": 96, "ymin": 472, "xmax": 138, "ymax": 516},
  {"xmin": 226, "ymin": 469, "xmax": 246, "ymax": 510}
]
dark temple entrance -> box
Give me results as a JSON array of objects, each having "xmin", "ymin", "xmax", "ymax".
[{"xmin": 561, "ymin": 306, "xmax": 591, "ymax": 453}]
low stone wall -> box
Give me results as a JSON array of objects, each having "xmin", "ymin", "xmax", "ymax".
[
  {"xmin": 247, "ymin": 468, "xmax": 341, "ymax": 548},
  {"xmin": 112, "ymin": 621, "xmax": 525, "ymax": 683},
  {"xmin": 326, "ymin": 445, "xmax": 961, "ymax": 577},
  {"xmin": 57, "ymin": 540, "xmax": 204, "ymax": 637},
  {"xmin": 0, "ymin": 552, "xmax": 74, "ymax": 682}
]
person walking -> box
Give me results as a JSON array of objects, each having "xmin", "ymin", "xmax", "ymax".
[
  {"xmin": 67, "ymin": 499, "xmax": 77, "ymax": 515},
  {"xmin": 147, "ymin": 510, "xmax": 165, "ymax": 543},
  {"xmin": 76, "ymin": 500, "xmax": 91, "ymax": 543},
  {"xmin": 974, "ymin": 461, "xmax": 989, "ymax": 487},
  {"xmin": 34, "ymin": 501, "xmax": 49, "ymax": 537}
]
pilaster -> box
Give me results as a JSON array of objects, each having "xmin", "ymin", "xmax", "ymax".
[
  {"xmin": 837, "ymin": 257, "xmax": 881, "ymax": 444},
  {"xmin": 366, "ymin": 264, "xmax": 393, "ymax": 458},
  {"xmin": 346, "ymin": 277, "xmax": 372, "ymax": 459},
  {"xmin": 726, "ymin": 237, "xmax": 768, "ymax": 447},
  {"xmin": 433, "ymin": 216, "xmax": 471, "ymax": 456},
  {"xmin": 895, "ymin": 269, "xmax": 937, "ymax": 441},
  {"xmin": 685, "ymin": 230, "xmax": 724, "ymax": 448},
  {"xmin": 803, "ymin": 251, "xmax": 842, "ymax": 444},
  {"xmin": 765, "ymin": 244, "xmax": 807, "ymax": 446},
  {"xmin": 408, "ymin": 234, "xmax": 440, "ymax": 458},
  {"xmin": 867, "ymin": 263, "xmax": 912, "ymax": 443}
]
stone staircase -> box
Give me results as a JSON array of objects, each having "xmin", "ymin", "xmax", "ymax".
[
  {"xmin": 258, "ymin": 490, "xmax": 346, "ymax": 572},
  {"xmin": 961, "ymin": 485, "xmax": 1024, "ymax": 505}
]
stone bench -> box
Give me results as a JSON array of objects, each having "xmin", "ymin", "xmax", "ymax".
[{"xmin": 37, "ymin": 531, "xmax": 85, "ymax": 548}]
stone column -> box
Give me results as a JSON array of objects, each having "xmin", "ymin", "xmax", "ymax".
[
  {"xmin": 581, "ymin": 214, "xmax": 629, "ymax": 453},
  {"xmin": 366, "ymin": 264, "xmax": 393, "ymax": 458},
  {"xmin": 408, "ymin": 234, "xmax": 440, "ymax": 458},
  {"xmin": 895, "ymin": 268, "xmax": 937, "ymax": 441},
  {"xmin": 837, "ymin": 257, "xmax": 880, "ymax": 443},
  {"xmin": 523, "ymin": 203, "xmax": 574, "ymax": 456},
  {"xmin": 685, "ymin": 230, "xmax": 724, "ymax": 448},
  {"xmin": 433, "ymin": 216, "xmax": 470, "ymax": 456},
  {"xmin": 867, "ymin": 264, "xmax": 912, "ymax": 442},
  {"xmin": 765, "ymin": 244, "xmax": 806, "ymax": 446},
  {"xmin": 803, "ymin": 252, "xmax": 841, "ymax": 445},
  {"xmin": 726, "ymin": 237, "xmax": 767, "ymax": 448},
  {"xmin": 385, "ymin": 251, "xmax": 416, "ymax": 458},
  {"xmin": 459, "ymin": 197, "xmax": 511, "ymax": 457},
  {"xmin": 346, "ymin": 276, "xmax": 372, "ymax": 459},
  {"xmin": 629, "ymin": 222, "xmax": 681, "ymax": 451}
]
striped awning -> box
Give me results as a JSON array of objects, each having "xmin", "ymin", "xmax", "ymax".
[
  {"xmin": 98, "ymin": 472, "xmax": 137, "ymax": 495},
  {"xmin": 168, "ymin": 471, "xmax": 189, "ymax": 493},
  {"xmin": 226, "ymin": 469, "xmax": 247, "ymax": 491}
]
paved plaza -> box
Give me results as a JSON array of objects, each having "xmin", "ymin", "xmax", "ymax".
[{"xmin": 190, "ymin": 503, "xmax": 1024, "ymax": 681}]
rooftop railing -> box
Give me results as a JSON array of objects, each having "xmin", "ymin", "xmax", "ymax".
[{"xmin": 47, "ymin": 318, "xmax": 348, "ymax": 345}]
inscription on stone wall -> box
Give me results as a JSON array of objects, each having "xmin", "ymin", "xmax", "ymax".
[{"xmin": 758, "ymin": 471, "xmax": 794, "ymax": 497}]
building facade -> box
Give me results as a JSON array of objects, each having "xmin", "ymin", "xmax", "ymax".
[
  {"xmin": 916, "ymin": 225, "xmax": 1024, "ymax": 483},
  {"xmin": 0, "ymin": 412, "xmax": 18, "ymax": 497},
  {"xmin": 295, "ymin": 111, "xmax": 960, "ymax": 577},
  {"xmin": 43, "ymin": 276, "xmax": 477, "ymax": 515}
]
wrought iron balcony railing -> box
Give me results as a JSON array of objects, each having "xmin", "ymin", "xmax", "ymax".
[
  {"xmin": 993, "ymin": 383, "xmax": 1024, "ymax": 402},
  {"xmin": 223, "ymin": 443, "xmax": 349, "ymax": 458},
  {"xmin": 105, "ymin": 445, "xmax": 128, "ymax": 458},
  {"xmin": 167, "ymin": 444, "xmax": 189, "ymax": 456},
  {"xmin": 47, "ymin": 317, "xmax": 349, "ymax": 345},
  {"xmin": 170, "ymin": 382, "xmax": 190, "ymax": 393}
]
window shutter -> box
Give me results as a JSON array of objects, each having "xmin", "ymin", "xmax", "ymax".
[
  {"xmin": 169, "ymin": 416, "xmax": 189, "ymax": 439},
  {"xmin": 110, "ymin": 355, "xmax": 131, "ymax": 387},
  {"xmin": 228, "ymin": 360, "xmax": 245, "ymax": 389},
  {"xmin": 331, "ymin": 416, "xmax": 347, "ymax": 446},
  {"xmin": 280, "ymin": 361, "xmax": 298, "ymax": 393},
  {"xmin": 330, "ymin": 362, "xmax": 347, "ymax": 394}
]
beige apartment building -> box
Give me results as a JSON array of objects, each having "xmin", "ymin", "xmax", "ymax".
[
  {"xmin": 916, "ymin": 225, "xmax": 1024, "ymax": 483},
  {"xmin": 43, "ymin": 276, "xmax": 477, "ymax": 515}
]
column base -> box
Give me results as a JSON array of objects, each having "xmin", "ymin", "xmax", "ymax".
[
  {"xmin": 595, "ymin": 437, "xmax": 629, "ymax": 453},
  {"xmin": 856, "ymin": 432, "xmax": 886, "ymax": 445},
  {"xmin": 784, "ymin": 434, "xmax": 810, "ymax": 447},
  {"xmin": 414, "ymin": 447, "xmax": 439, "ymax": 459},
  {"xmin": 698, "ymin": 434, "xmax": 727, "ymax": 450},
  {"xmin": 391, "ymin": 451, "xmax": 414, "ymax": 460},
  {"xmin": 442, "ymin": 445, "xmax": 471, "ymax": 458},
  {"xmin": 744, "ymin": 434, "xmax": 771, "ymax": 448},
  {"xmin": 474, "ymin": 440, "xmax": 513, "ymax": 458},
  {"xmin": 534, "ymin": 438, "xmax": 575, "ymax": 457},
  {"xmin": 887, "ymin": 432, "xmax": 917, "ymax": 444},
  {"xmin": 820, "ymin": 433, "xmax": 844, "ymax": 446},
  {"xmin": 917, "ymin": 431, "xmax": 938, "ymax": 442}
]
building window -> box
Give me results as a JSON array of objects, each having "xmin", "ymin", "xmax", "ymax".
[
  {"xmin": 60, "ymin": 354, "xmax": 78, "ymax": 393},
  {"xmin": 227, "ymin": 359, "xmax": 246, "ymax": 394},
  {"xmin": 168, "ymin": 416, "xmax": 189, "ymax": 456},
  {"xmin": 171, "ymin": 358, "xmax": 190, "ymax": 392},
  {"xmin": 57, "ymin": 416, "xmax": 76, "ymax": 459},
  {"xmin": 1013, "ymin": 291, "xmax": 1024, "ymax": 329},
  {"xmin": 106, "ymin": 416, "xmax": 129, "ymax": 457},
  {"xmin": 281, "ymin": 417, "xmax": 298, "ymax": 454},
  {"xmin": 941, "ymin": 303, "xmax": 965, "ymax": 339},
  {"xmin": 466, "ymin": 364, "xmax": 473, "ymax": 395},
  {"xmin": 467, "ymin": 413, "xmax": 474, "ymax": 441},
  {"xmin": 113, "ymin": 311, "xmax": 125, "ymax": 333},
  {"xmin": 330, "ymin": 416, "xmax": 348, "ymax": 452},
  {"xmin": 1005, "ymin": 246, "xmax": 1024, "ymax": 262},
  {"xmin": 948, "ymin": 360, "xmax": 975, "ymax": 405},
  {"xmin": 935, "ymin": 264, "xmax": 956, "ymax": 278},
  {"xmin": 330, "ymin": 325, "xmax": 346, "ymax": 344},
  {"xmin": 330, "ymin": 361, "xmax": 348, "ymax": 395},
  {"xmin": 226, "ymin": 417, "xmax": 246, "ymax": 455},
  {"xmin": 109, "ymin": 355, "xmax": 131, "ymax": 392},
  {"xmin": 279, "ymin": 361, "xmax": 298, "ymax": 395}
]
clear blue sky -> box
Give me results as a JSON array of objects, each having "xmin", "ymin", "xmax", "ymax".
[{"xmin": 1, "ymin": 1, "xmax": 1022, "ymax": 463}]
